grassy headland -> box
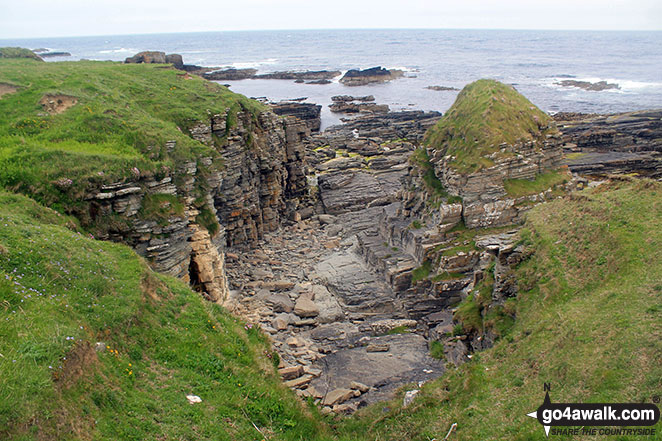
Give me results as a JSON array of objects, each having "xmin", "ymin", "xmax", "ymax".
[{"xmin": 0, "ymin": 58, "xmax": 264, "ymax": 225}]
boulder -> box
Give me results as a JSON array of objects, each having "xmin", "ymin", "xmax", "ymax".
[
  {"xmin": 284, "ymin": 374, "xmax": 313, "ymax": 389},
  {"xmin": 311, "ymin": 285, "xmax": 344, "ymax": 324},
  {"xmin": 267, "ymin": 293, "xmax": 294, "ymax": 313},
  {"xmin": 278, "ymin": 365, "xmax": 304, "ymax": 380},
  {"xmin": 272, "ymin": 313, "xmax": 290, "ymax": 331},
  {"xmin": 294, "ymin": 295, "xmax": 319, "ymax": 318},
  {"xmin": 322, "ymin": 388, "xmax": 354, "ymax": 406},
  {"xmin": 350, "ymin": 381, "xmax": 370, "ymax": 393}
]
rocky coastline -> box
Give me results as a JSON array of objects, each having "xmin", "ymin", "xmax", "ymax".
[{"xmin": 22, "ymin": 51, "xmax": 662, "ymax": 414}]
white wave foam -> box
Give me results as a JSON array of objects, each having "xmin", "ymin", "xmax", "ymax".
[
  {"xmin": 230, "ymin": 58, "xmax": 278, "ymax": 69},
  {"xmin": 386, "ymin": 66, "xmax": 419, "ymax": 73},
  {"xmin": 98, "ymin": 48, "xmax": 138, "ymax": 54}
]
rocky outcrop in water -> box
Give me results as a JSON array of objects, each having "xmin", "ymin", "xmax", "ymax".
[
  {"xmin": 203, "ymin": 68, "xmax": 258, "ymax": 80},
  {"xmin": 255, "ymin": 70, "xmax": 341, "ymax": 80},
  {"xmin": 39, "ymin": 51, "xmax": 72, "ymax": 58},
  {"xmin": 425, "ymin": 85, "xmax": 459, "ymax": 91},
  {"xmin": 555, "ymin": 79, "xmax": 620, "ymax": 91},
  {"xmin": 202, "ymin": 69, "xmax": 340, "ymax": 82},
  {"xmin": 339, "ymin": 67, "xmax": 404, "ymax": 86}
]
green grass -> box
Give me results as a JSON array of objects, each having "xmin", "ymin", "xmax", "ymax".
[
  {"xmin": 564, "ymin": 152, "xmax": 587, "ymax": 161},
  {"xmin": 410, "ymin": 220, "xmax": 423, "ymax": 229},
  {"xmin": 424, "ymin": 79, "xmax": 557, "ymax": 174},
  {"xmin": 503, "ymin": 168, "xmax": 571, "ymax": 198},
  {"xmin": 429, "ymin": 341, "xmax": 445, "ymax": 360},
  {"xmin": 139, "ymin": 193, "xmax": 186, "ymax": 226},
  {"xmin": 0, "ymin": 191, "xmax": 326, "ymax": 441},
  {"xmin": 0, "ymin": 58, "xmax": 265, "ymax": 231},
  {"xmin": 334, "ymin": 178, "xmax": 662, "ymax": 441},
  {"xmin": 435, "ymin": 222, "xmax": 515, "ymax": 258},
  {"xmin": 384, "ymin": 325, "xmax": 413, "ymax": 335},
  {"xmin": 411, "ymin": 261, "xmax": 432, "ymax": 284}
]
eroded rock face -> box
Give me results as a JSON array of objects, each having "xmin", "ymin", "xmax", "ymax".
[
  {"xmin": 189, "ymin": 224, "xmax": 229, "ymax": 302},
  {"xmin": 213, "ymin": 111, "xmax": 309, "ymax": 247},
  {"xmin": 85, "ymin": 108, "xmax": 309, "ymax": 305},
  {"xmin": 270, "ymin": 101, "xmax": 322, "ymax": 132}
]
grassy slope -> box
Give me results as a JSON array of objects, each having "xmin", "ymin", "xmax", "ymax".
[
  {"xmin": 424, "ymin": 79, "xmax": 557, "ymax": 174},
  {"xmin": 0, "ymin": 59, "xmax": 264, "ymax": 219},
  {"xmin": 335, "ymin": 178, "xmax": 662, "ymax": 441},
  {"xmin": 0, "ymin": 47, "xmax": 43, "ymax": 60},
  {"xmin": 0, "ymin": 191, "xmax": 326, "ymax": 441}
]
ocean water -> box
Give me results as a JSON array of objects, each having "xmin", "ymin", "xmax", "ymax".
[{"xmin": 2, "ymin": 29, "xmax": 661, "ymax": 129}]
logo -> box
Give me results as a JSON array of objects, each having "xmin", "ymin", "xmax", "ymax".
[{"xmin": 527, "ymin": 384, "xmax": 660, "ymax": 437}]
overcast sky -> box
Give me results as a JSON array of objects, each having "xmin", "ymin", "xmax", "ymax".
[{"xmin": 2, "ymin": 0, "xmax": 661, "ymax": 39}]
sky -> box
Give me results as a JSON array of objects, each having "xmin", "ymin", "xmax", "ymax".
[{"xmin": 1, "ymin": 0, "xmax": 661, "ymax": 39}]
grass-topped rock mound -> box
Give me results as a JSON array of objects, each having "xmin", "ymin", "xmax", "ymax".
[
  {"xmin": 408, "ymin": 79, "xmax": 567, "ymax": 229},
  {"xmin": 425, "ymin": 79, "xmax": 558, "ymax": 174}
]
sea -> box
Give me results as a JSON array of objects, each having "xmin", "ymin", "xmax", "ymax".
[{"xmin": 2, "ymin": 29, "xmax": 661, "ymax": 129}]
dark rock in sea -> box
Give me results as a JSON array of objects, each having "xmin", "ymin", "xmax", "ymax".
[
  {"xmin": 556, "ymin": 80, "xmax": 620, "ymax": 91},
  {"xmin": 203, "ymin": 68, "xmax": 258, "ymax": 80},
  {"xmin": 294, "ymin": 79, "xmax": 305, "ymax": 83},
  {"xmin": 306, "ymin": 79, "xmax": 332, "ymax": 85},
  {"xmin": 40, "ymin": 51, "xmax": 72, "ymax": 58},
  {"xmin": 425, "ymin": 85, "xmax": 459, "ymax": 91},
  {"xmin": 270, "ymin": 101, "xmax": 322, "ymax": 132},
  {"xmin": 331, "ymin": 95, "xmax": 375, "ymax": 102},
  {"xmin": 339, "ymin": 67, "xmax": 404, "ymax": 86},
  {"xmin": 255, "ymin": 70, "xmax": 341, "ymax": 80}
]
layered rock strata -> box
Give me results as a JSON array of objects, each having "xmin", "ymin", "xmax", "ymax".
[
  {"xmin": 555, "ymin": 110, "xmax": 662, "ymax": 178},
  {"xmin": 86, "ymin": 108, "xmax": 310, "ymax": 304},
  {"xmin": 269, "ymin": 101, "xmax": 322, "ymax": 132}
]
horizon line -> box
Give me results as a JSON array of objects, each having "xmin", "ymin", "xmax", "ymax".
[{"xmin": 2, "ymin": 26, "xmax": 661, "ymax": 41}]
